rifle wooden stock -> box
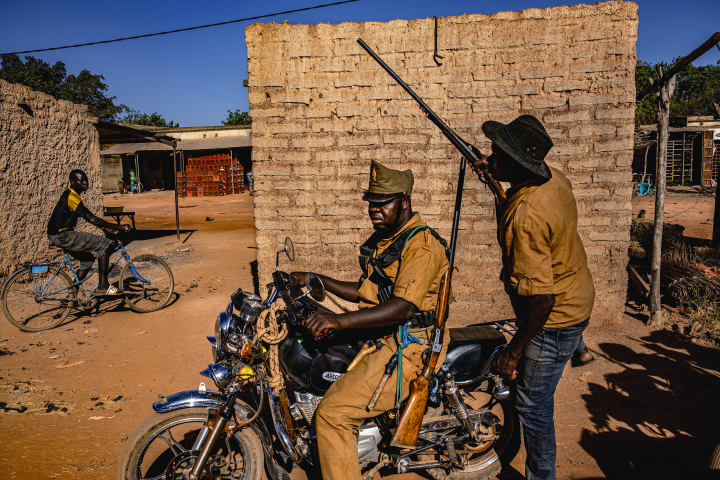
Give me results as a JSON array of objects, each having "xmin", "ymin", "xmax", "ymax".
[{"xmin": 390, "ymin": 270, "xmax": 450, "ymax": 448}]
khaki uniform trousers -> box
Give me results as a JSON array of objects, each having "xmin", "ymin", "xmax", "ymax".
[{"xmin": 315, "ymin": 330, "xmax": 449, "ymax": 480}]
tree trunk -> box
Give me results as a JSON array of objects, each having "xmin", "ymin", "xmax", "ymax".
[
  {"xmin": 714, "ymin": 177, "xmax": 720, "ymax": 247},
  {"xmin": 649, "ymin": 66, "xmax": 676, "ymax": 326}
]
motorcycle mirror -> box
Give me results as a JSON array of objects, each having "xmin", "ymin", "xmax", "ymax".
[
  {"xmin": 308, "ymin": 273, "xmax": 326, "ymax": 302},
  {"xmin": 285, "ymin": 237, "xmax": 295, "ymax": 261},
  {"xmin": 275, "ymin": 237, "xmax": 296, "ymax": 271}
]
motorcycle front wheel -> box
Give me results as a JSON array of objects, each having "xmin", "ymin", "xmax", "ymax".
[{"xmin": 118, "ymin": 408, "xmax": 264, "ymax": 480}]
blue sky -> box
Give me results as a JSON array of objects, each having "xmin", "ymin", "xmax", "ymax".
[{"xmin": 1, "ymin": 0, "xmax": 718, "ymax": 127}]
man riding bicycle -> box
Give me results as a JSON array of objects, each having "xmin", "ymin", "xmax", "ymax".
[{"xmin": 47, "ymin": 169, "xmax": 131, "ymax": 295}]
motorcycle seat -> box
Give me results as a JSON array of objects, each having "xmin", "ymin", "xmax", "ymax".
[{"xmin": 442, "ymin": 326, "xmax": 506, "ymax": 384}]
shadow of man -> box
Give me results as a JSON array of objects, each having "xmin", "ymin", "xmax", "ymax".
[{"xmin": 579, "ymin": 329, "xmax": 720, "ymax": 478}]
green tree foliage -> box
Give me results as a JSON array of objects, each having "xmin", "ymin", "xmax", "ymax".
[
  {"xmin": 119, "ymin": 107, "xmax": 178, "ymax": 128},
  {"xmin": 635, "ymin": 58, "xmax": 720, "ymax": 125},
  {"xmin": 223, "ymin": 109, "xmax": 251, "ymax": 126},
  {"xmin": 0, "ymin": 53, "xmax": 122, "ymax": 121}
]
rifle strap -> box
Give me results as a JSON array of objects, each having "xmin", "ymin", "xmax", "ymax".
[
  {"xmin": 395, "ymin": 323, "xmax": 425, "ymax": 409},
  {"xmin": 358, "ymin": 225, "xmax": 450, "ymax": 303}
]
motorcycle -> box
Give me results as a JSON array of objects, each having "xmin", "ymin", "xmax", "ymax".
[{"xmin": 118, "ymin": 238, "xmax": 522, "ymax": 480}]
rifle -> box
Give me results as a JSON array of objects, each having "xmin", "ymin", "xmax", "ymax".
[
  {"xmin": 357, "ymin": 38, "xmax": 506, "ymax": 206},
  {"xmin": 356, "ymin": 38, "xmax": 507, "ymax": 448}
]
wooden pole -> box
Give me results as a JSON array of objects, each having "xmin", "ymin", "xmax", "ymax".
[
  {"xmin": 173, "ymin": 146, "xmax": 180, "ymax": 241},
  {"xmin": 637, "ymin": 32, "xmax": 719, "ymax": 101},
  {"xmin": 649, "ymin": 65, "xmax": 676, "ymax": 326},
  {"xmin": 714, "ymin": 158, "xmax": 720, "ymax": 246}
]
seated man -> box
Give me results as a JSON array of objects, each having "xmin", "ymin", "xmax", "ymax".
[
  {"xmin": 47, "ymin": 169, "xmax": 131, "ymax": 294},
  {"xmin": 292, "ymin": 160, "xmax": 450, "ymax": 480}
]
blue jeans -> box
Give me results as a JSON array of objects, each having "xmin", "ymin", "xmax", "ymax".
[{"xmin": 515, "ymin": 319, "xmax": 589, "ymax": 480}]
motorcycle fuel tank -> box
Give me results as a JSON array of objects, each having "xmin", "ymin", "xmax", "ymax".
[{"xmin": 278, "ymin": 332, "xmax": 358, "ymax": 394}]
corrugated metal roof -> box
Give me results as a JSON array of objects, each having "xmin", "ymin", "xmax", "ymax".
[{"xmin": 100, "ymin": 136, "xmax": 251, "ymax": 155}]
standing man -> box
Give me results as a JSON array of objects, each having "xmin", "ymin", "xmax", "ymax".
[
  {"xmin": 291, "ymin": 160, "xmax": 450, "ymax": 480},
  {"xmin": 47, "ymin": 169, "xmax": 131, "ymax": 294},
  {"xmin": 470, "ymin": 115, "xmax": 595, "ymax": 480}
]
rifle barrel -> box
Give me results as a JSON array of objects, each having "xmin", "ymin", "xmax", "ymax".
[
  {"xmin": 357, "ymin": 38, "xmax": 505, "ymax": 203},
  {"xmin": 357, "ymin": 39, "xmax": 479, "ymax": 164}
]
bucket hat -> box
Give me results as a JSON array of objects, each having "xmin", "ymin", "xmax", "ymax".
[{"xmin": 482, "ymin": 115, "xmax": 553, "ymax": 180}]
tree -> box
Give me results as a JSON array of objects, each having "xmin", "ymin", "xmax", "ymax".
[
  {"xmin": 636, "ymin": 58, "xmax": 720, "ymax": 125},
  {"xmin": 223, "ymin": 109, "xmax": 251, "ymax": 125},
  {"xmin": 0, "ymin": 53, "xmax": 122, "ymax": 121},
  {"xmin": 119, "ymin": 107, "xmax": 178, "ymax": 128}
]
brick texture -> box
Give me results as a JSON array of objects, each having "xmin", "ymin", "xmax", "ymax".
[
  {"xmin": 0, "ymin": 80, "xmax": 102, "ymax": 277},
  {"xmin": 246, "ymin": 1, "xmax": 638, "ymax": 326}
]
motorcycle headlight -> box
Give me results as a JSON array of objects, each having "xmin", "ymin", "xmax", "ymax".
[
  {"xmin": 200, "ymin": 363, "xmax": 233, "ymax": 389},
  {"xmin": 215, "ymin": 310, "xmax": 233, "ymax": 352}
]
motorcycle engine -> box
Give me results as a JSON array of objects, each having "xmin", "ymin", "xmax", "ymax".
[{"xmin": 291, "ymin": 390, "xmax": 380, "ymax": 464}]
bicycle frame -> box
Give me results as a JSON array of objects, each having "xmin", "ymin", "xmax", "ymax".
[{"xmin": 31, "ymin": 243, "xmax": 151, "ymax": 302}]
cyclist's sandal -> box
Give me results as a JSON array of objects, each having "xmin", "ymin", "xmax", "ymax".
[{"xmin": 96, "ymin": 285, "xmax": 123, "ymax": 296}]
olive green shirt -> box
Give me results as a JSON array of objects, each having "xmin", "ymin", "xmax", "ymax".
[{"xmin": 498, "ymin": 167, "xmax": 595, "ymax": 328}]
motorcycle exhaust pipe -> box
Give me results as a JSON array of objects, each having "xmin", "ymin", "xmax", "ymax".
[{"xmin": 268, "ymin": 386, "xmax": 302, "ymax": 464}]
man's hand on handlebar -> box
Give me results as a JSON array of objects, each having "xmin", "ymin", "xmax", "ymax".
[
  {"xmin": 492, "ymin": 345, "xmax": 519, "ymax": 381},
  {"xmin": 103, "ymin": 224, "xmax": 131, "ymax": 236},
  {"xmin": 290, "ymin": 271, "xmax": 309, "ymax": 288},
  {"xmin": 304, "ymin": 310, "xmax": 341, "ymax": 340}
]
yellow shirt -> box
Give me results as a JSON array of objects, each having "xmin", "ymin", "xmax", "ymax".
[
  {"xmin": 358, "ymin": 213, "xmax": 450, "ymax": 313},
  {"xmin": 498, "ymin": 167, "xmax": 595, "ymax": 328}
]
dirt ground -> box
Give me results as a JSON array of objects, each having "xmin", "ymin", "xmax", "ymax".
[
  {"xmin": 1, "ymin": 191, "xmax": 719, "ymax": 480},
  {"xmin": 632, "ymin": 192, "xmax": 716, "ymax": 239}
]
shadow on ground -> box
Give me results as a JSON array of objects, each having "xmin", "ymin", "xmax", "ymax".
[
  {"xmin": 118, "ymin": 229, "xmax": 195, "ymax": 245},
  {"xmin": 580, "ymin": 329, "xmax": 720, "ymax": 478}
]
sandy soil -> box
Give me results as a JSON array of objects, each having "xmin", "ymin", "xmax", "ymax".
[
  {"xmin": 1, "ymin": 191, "xmax": 719, "ymax": 480},
  {"xmin": 632, "ymin": 193, "xmax": 716, "ymax": 239}
]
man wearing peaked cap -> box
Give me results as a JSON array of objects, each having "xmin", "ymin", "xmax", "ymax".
[
  {"xmin": 362, "ymin": 159, "xmax": 414, "ymax": 201},
  {"xmin": 470, "ymin": 115, "xmax": 596, "ymax": 480},
  {"xmin": 291, "ymin": 160, "xmax": 451, "ymax": 480}
]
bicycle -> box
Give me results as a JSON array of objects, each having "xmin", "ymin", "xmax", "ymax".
[{"xmin": 0, "ymin": 234, "xmax": 174, "ymax": 332}]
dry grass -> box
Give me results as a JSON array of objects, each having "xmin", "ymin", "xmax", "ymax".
[{"xmin": 629, "ymin": 219, "xmax": 720, "ymax": 331}]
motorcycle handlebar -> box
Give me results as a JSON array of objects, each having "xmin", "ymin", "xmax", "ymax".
[{"xmin": 315, "ymin": 328, "xmax": 336, "ymax": 341}]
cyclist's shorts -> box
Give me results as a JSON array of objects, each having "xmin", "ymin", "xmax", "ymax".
[{"xmin": 47, "ymin": 231, "xmax": 113, "ymax": 270}]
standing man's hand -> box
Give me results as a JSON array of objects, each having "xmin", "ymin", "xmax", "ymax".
[
  {"xmin": 120, "ymin": 224, "xmax": 132, "ymax": 232},
  {"xmin": 466, "ymin": 144, "xmax": 488, "ymax": 173},
  {"xmin": 493, "ymin": 345, "xmax": 520, "ymax": 381}
]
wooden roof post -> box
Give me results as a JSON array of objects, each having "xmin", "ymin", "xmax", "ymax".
[{"xmin": 173, "ymin": 146, "xmax": 180, "ymax": 241}]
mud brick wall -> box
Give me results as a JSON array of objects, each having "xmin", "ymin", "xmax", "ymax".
[
  {"xmin": 246, "ymin": 1, "xmax": 638, "ymax": 326},
  {"xmin": 0, "ymin": 80, "xmax": 102, "ymax": 277}
]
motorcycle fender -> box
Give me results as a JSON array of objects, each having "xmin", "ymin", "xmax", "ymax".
[
  {"xmin": 153, "ymin": 390, "xmax": 227, "ymax": 413},
  {"xmin": 153, "ymin": 391, "xmax": 288, "ymax": 480}
]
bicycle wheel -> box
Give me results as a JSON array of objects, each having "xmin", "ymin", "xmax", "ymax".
[
  {"xmin": 120, "ymin": 255, "xmax": 174, "ymax": 313},
  {"xmin": 1, "ymin": 268, "xmax": 75, "ymax": 332}
]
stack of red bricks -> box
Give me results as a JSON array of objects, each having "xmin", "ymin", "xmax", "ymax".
[{"xmin": 177, "ymin": 153, "xmax": 244, "ymax": 197}]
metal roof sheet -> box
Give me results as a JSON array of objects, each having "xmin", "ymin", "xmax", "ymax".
[{"xmin": 100, "ymin": 136, "xmax": 251, "ymax": 155}]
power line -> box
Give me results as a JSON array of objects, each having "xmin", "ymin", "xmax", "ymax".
[{"xmin": 1, "ymin": 0, "xmax": 359, "ymax": 55}]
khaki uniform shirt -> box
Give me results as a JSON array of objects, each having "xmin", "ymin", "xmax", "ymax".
[
  {"xmin": 498, "ymin": 167, "xmax": 595, "ymax": 328},
  {"xmin": 357, "ymin": 213, "xmax": 451, "ymax": 338}
]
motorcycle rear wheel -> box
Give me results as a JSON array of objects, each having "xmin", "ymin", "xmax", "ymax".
[
  {"xmin": 118, "ymin": 407, "xmax": 264, "ymax": 480},
  {"xmin": 424, "ymin": 393, "xmax": 522, "ymax": 480}
]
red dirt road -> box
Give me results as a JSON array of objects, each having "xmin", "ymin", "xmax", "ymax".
[{"xmin": 1, "ymin": 192, "xmax": 719, "ymax": 479}]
